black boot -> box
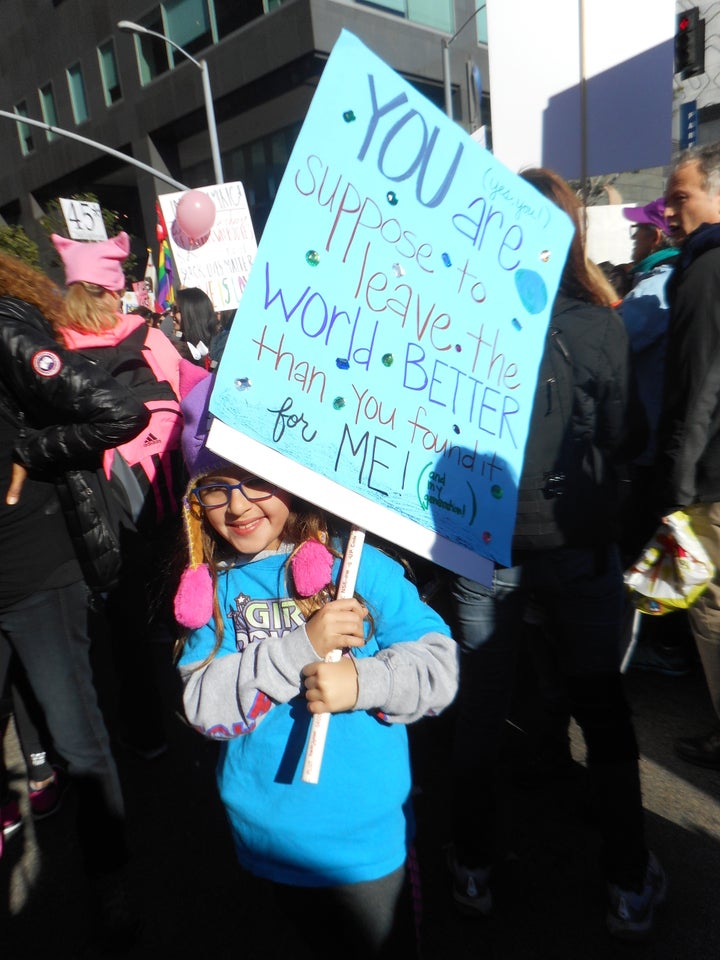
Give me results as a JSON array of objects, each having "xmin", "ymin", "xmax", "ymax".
[{"xmin": 675, "ymin": 725, "xmax": 720, "ymax": 769}]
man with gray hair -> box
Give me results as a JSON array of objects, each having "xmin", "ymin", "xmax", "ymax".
[{"xmin": 658, "ymin": 142, "xmax": 720, "ymax": 767}]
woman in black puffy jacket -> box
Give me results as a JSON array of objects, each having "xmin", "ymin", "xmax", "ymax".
[{"xmin": 0, "ymin": 250, "xmax": 148, "ymax": 944}]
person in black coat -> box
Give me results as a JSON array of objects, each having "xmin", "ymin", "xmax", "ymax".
[
  {"xmin": 657, "ymin": 143, "xmax": 720, "ymax": 767},
  {"xmin": 0, "ymin": 250, "xmax": 148, "ymax": 945},
  {"xmin": 446, "ymin": 168, "xmax": 662, "ymax": 943}
]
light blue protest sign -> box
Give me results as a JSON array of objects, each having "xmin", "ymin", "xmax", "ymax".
[{"xmin": 207, "ymin": 30, "xmax": 573, "ymax": 578}]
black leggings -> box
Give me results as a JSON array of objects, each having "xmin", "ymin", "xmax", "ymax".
[
  {"xmin": 271, "ymin": 863, "xmax": 418, "ymax": 960},
  {"xmin": 0, "ymin": 654, "xmax": 54, "ymax": 799}
]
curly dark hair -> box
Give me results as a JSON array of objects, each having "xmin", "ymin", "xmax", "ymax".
[{"xmin": 0, "ymin": 251, "xmax": 67, "ymax": 331}]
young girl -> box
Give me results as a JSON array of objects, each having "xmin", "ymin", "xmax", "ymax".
[{"xmin": 174, "ymin": 378, "xmax": 458, "ymax": 959}]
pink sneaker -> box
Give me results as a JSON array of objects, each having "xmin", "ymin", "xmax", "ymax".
[
  {"xmin": 28, "ymin": 766, "xmax": 65, "ymax": 820},
  {"xmin": 1, "ymin": 797, "xmax": 23, "ymax": 838}
]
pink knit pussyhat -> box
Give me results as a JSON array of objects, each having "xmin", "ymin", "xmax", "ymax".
[{"xmin": 51, "ymin": 231, "xmax": 130, "ymax": 290}]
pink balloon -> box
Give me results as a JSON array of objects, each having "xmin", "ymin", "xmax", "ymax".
[{"xmin": 176, "ymin": 190, "xmax": 216, "ymax": 240}]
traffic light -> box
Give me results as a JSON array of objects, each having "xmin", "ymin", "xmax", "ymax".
[{"xmin": 675, "ymin": 7, "xmax": 705, "ymax": 78}]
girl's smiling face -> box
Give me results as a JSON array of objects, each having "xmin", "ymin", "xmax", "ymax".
[{"xmin": 198, "ymin": 466, "xmax": 291, "ymax": 555}]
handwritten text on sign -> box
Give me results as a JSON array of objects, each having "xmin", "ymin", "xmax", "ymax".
[
  {"xmin": 209, "ymin": 31, "xmax": 573, "ymax": 572},
  {"xmin": 158, "ymin": 181, "xmax": 257, "ymax": 312}
]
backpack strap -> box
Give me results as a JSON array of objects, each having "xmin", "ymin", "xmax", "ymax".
[{"xmin": 141, "ymin": 325, "xmax": 183, "ymax": 400}]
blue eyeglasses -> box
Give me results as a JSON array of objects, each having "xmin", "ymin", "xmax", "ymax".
[{"xmin": 192, "ymin": 476, "xmax": 278, "ymax": 508}]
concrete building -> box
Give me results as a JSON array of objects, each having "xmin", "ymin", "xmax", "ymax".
[{"xmin": 0, "ymin": 0, "xmax": 489, "ymax": 274}]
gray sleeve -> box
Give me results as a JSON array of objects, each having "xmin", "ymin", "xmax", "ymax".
[
  {"xmin": 179, "ymin": 624, "xmax": 322, "ymax": 738},
  {"xmin": 353, "ymin": 631, "xmax": 458, "ymax": 724}
]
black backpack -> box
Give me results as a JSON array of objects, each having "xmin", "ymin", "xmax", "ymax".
[
  {"xmin": 76, "ymin": 324, "xmax": 185, "ymax": 532},
  {"xmin": 512, "ymin": 300, "xmax": 621, "ymax": 553}
]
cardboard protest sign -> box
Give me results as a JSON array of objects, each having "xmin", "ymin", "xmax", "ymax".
[
  {"xmin": 206, "ymin": 30, "xmax": 574, "ymax": 579},
  {"xmin": 158, "ymin": 182, "xmax": 257, "ymax": 311},
  {"xmin": 60, "ymin": 198, "xmax": 107, "ymax": 241},
  {"xmin": 132, "ymin": 280, "xmax": 150, "ymax": 309}
]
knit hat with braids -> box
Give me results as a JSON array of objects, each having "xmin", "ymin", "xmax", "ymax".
[
  {"xmin": 174, "ymin": 377, "xmax": 337, "ymax": 628},
  {"xmin": 174, "ymin": 375, "xmax": 229, "ymax": 629}
]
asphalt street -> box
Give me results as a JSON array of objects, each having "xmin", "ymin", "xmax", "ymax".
[{"xmin": 3, "ymin": 624, "xmax": 720, "ymax": 960}]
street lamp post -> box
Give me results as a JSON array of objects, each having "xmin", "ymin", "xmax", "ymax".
[
  {"xmin": 442, "ymin": 4, "xmax": 486, "ymax": 121},
  {"xmin": 118, "ymin": 19, "xmax": 224, "ymax": 185},
  {"xmin": 0, "ymin": 110, "xmax": 189, "ymax": 190}
]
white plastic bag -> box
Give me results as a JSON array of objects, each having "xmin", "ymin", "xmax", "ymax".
[{"xmin": 624, "ymin": 510, "xmax": 715, "ymax": 615}]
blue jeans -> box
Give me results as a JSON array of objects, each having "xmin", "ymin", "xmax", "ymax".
[
  {"xmin": 450, "ymin": 545, "xmax": 647, "ymax": 888},
  {"xmin": 0, "ymin": 580, "xmax": 127, "ymax": 871}
]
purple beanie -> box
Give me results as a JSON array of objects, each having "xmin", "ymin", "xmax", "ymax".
[
  {"xmin": 180, "ymin": 375, "xmax": 229, "ymax": 481},
  {"xmin": 176, "ymin": 374, "xmax": 229, "ymax": 630}
]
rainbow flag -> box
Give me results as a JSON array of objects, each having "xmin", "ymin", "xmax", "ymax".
[
  {"xmin": 155, "ymin": 200, "xmax": 174, "ymax": 312},
  {"xmin": 156, "ymin": 237, "xmax": 174, "ymax": 312}
]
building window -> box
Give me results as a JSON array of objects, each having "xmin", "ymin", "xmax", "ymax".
[
  {"xmin": 357, "ymin": 1, "xmax": 453, "ymax": 33},
  {"xmin": 165, "ymin": 0, "xmax": 213, "ymax": 60},
  {"xmin": 213, "ymin": 0, "xmax": 264, "ymax": 36},
  {"xmin": 136, "ymin": 9, "xmax": 171, "ymax": 84},
  {"xmin": 219, "ymin": 119, "xmax": 302, "ymax": 236},
  {"xmin": 476, "ymin": 6, "xmax": 488, "ymax": 45},
  {"xmin": 406, "ymin": 0, "xmax": 453, "ymax": 32},
  {"xmin": 39, "ymin": 83, "xmax": 58, "ymax": 141},
  {"xmin": 132, "ymin": 2, "xmax": 217, "ymax": 83},
  {"xmin": 14, "ymin": 101, "xmax": 34, "ymax": 156},
  {"xmin": 98, "ymin": 40, "xmax": 122, "ymax": 105},
  {"xmin": 67, "ymin": 63, "xmax": 89, "ymax": 124},
  {"xmin": 361, "ymin": 0, "xmax": 404, "ymax": 13}
]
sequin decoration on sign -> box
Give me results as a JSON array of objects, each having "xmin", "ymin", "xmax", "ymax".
[
  {"xmin": 392, "ymin": 263, "xmax": 405, "ymax": 277},
  {"xmin": 382, "ymin": 354, "xmax": 394, "ymax": 367},
  {"xmin": 333, "ymin": 397, "xmax": 346, "ymax": 410},
  {"xmin": 442, "ymin": 253, "xmax": 452, "ymax": 267},
  {"xmin": 514, "ymin": 269, "xmax": 547, "ymax": 315},
  {"xmin": 343, "ymin": 110, "xmax": 356, "ymax": 123},
  {"xmin": 540, "ymin": 250, "xmax": 551, "ymax": 262},
  {"xmin": 491, "ymin": 485, "xmax": 503, "ymax": 499},
  {"xmin": 305, "ymin": 250, "xmax": 320, "ymax": 266},
  {"xmin": 453, "ymin": 425, "xmax": 460, "ymax": 434},
  {"xmin": 234, "ymin": 378, "xmax": 252, "ymax": 390},
  {"xmin": 386, "ymin": 191, "xmax": 398, "ymax": 205},
  {"xmin": 336, "ymin": 358, "xmax": 350, "ymax": 370},
  {"xmin": 511, "ymin": 318, "xmax": 522, "ymax": 331},
  {"xmin": 482, "ymin": 531, "xmax": 492, "ymax": 544}
]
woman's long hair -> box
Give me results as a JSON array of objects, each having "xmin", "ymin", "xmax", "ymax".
[
  {"xmin": 520, "ymin": 167, "xmax": 619, "ymax": 307},
  {"xmin": 55, "ymin": 282, "xmax": 121, "ymax": 333},
  {"xmin": 0, "ymin": 251, "xmax": 67, "ymax": 331},
  {"xmin": 175, "ymin": 287, "xmax": 216, "ymax": 348}
]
